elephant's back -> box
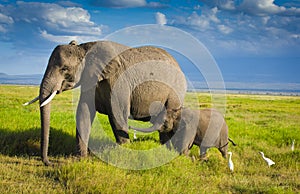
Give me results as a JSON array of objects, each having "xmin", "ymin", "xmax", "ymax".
[
  {"xmin": 197, "ymin": 108, "xmax": 228, "ymax": 140},
  {"xmin": 102, "ymin": 46, "xmax": 182, "ymax": 78},
  {"xmin": 120, "ymin": 46, "xmax": 180, "ymax": 68}
]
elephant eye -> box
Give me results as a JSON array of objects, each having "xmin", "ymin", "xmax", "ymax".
[
  {"xmin": 65, "ymin": 73, "xmax": 74, "ymax": 82},
  {"xmin": 61, "ymin": 66, "xmax": 69, "ymax": 72}
]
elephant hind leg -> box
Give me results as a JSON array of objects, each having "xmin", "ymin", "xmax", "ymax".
[
  {"xmin": 200, "ymin": 146, "xmax": 209, "ymax": 160},
  {"xmin": 108, "ymin": 115, "xmax": 130, "ymax": 144},
  {"xmin": 218, "ymin": 144, "xmax": 228, "ymax": 159},
  {"xmin": 115, "ymin": 130, "xmax": 130, "ymax": 144},
  {"xmin": 219, "ymin": 149, "xmax": 227, "ymax": 159}
]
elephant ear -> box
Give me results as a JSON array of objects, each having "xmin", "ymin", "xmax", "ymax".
[
  {"xmin": 171, "ymin": 117, "xmax": 197, "ymax": 153},
  {"xmin": 79, "ymin": 41, "xmax": 130, "ymax": 92}
]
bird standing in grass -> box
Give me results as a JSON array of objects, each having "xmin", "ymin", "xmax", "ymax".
[
  {"xmin": 228, "ymin": 152, "xmax": 234, "ymax": 172},
  {"xmin": 291, "ymin": 139, "xmax": 295, "ymax": 151},
  {"xmin": 259, "ymin": 152, "xmax": 275, "ymax": 167},
  {"xmin": 133, "ymin": 130, "xmax": 137, "ymax": 140}
]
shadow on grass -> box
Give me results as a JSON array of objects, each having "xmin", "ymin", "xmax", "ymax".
[{"xmin": 0, "ymin": 127, "xmax": 76, "ymax": 157}]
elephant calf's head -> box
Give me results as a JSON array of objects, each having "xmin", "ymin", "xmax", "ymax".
[{"xmin": 160, "ymin": 108, "xmax": 182, "ymax": 132}]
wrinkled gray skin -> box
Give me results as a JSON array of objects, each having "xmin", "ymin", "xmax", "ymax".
[
  {"xmin": 134, "ymin": 108, "xmax": 236, "ymax": 159},
  {"xmin": 37, "ymin": 40, "xmax": 186, "ymax": 165}
]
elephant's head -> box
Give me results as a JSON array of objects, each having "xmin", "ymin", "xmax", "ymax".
[
  {"xmin": 160, "ymin": 108, "xmax": 182, "ymax": 132},
  {"xmin": 39, "ymin": 40, "xmax": 91, "ymax": 165},
  {"xmin": 26, "ymin": 40, "xmax": 129, "ymax": 165},
  {"xmin": 40, "ymin": 40, "xmax": 86, "ymax": 104}
]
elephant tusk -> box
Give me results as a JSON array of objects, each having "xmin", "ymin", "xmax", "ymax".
[
  {"xmin": 40, "ymin": 91, "xmax": 58, "ymax": 107},
  {"xmin": 129, "ymin": 123, "xmax": 163, "ymax": 133},
  {"xmin": 23, "ymin": 96, "xmax": 39, "ymax": 106}
]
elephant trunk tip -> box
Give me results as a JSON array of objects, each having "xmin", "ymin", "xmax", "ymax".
[{"xmin": 42, "ymin": 158, "xmax": 52, "ymax": 166}]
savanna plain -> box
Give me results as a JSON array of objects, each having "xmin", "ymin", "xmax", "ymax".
[{"xmin": 0, "ymin": 85, "xmax": 299, "ymax": 193}]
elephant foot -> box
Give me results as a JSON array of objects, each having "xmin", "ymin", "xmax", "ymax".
[
  {"xmin": 42, "ymin": 158, "xmax": 52, "ymax": 166},
  {"xmin": 76, "ymin": 136, "xmax": 88, "ymax": 157},
  {"xmin": 115, "ymin": 130, "xmax": 130, "ymax": 144},
  {"xmin": 222, "ymin": 153, "xmax": 227, "ymax": 159},
  {"xmin": 76, "ymin": 146, "xmax": 88, "ymax": 157},
  {"xmin": 117, "ymin": 136, "xmax": 130, "ymax": 144},
  {"xmin": 200, "ymin": 154, "xmax": 208, "ymax": 161},
  {"xmin": 191, "ymin": 155, "xmax": 196, "ymax": 162}
]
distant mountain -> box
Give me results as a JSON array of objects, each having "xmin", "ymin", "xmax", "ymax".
[
  {"xmin": 0, "ymin": 73, "xmax": 42, "ymax": 85},
  {"xmin": 0, "ymin": 72, "xmax": 299, "ymax": 95}
]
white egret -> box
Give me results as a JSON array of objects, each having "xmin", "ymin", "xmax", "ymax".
[
  {"xmin": 228, "ymin": 152, "xmax": 234, "ymax": 172},
  {"xmin": 291, "ymin": 139, "xmax": 295, "ymax": 151},
  {"xmin": 259, "ymin": 152, "xmax": 275, "ymax": 167},
  {"xmin": 133, "ymin": 130, "xmax": 137, "ymax": 140}
]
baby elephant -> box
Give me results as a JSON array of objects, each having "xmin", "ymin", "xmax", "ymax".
[
  {"xmin": 132, "ymin": 107, "xmax": 236, "ymax": 159},
  {"xmin": 162, "ymin": 107, "xmax": 236, "ymax": 159}
]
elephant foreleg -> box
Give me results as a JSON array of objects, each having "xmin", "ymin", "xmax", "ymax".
[
  {"xmin": 76, "ymin": 88, "xmax": 96, "ymax": 157},
  {"xmin": 159, "ymin": 131, "xmax": 174, "ymax": 150}
]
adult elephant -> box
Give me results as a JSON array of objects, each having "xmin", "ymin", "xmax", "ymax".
[{"xmin": 25, "ymin": 40, "xmax": 187, "ymax": 165}]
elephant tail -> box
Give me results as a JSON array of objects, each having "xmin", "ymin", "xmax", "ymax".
[
  {"xmin": 228, "ymin": 138, "xmax": 237, "ymax": 146},
  {"xmin": 218, "ymin": 138, "xmax": 237, "ymax": 149}
]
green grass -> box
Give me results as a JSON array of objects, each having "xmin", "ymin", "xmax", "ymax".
[{"xmin": 0, "ymin": 85, "xmax": 299, "ymax": 193}]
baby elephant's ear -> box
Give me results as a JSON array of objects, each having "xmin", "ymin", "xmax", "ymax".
[
  {"xmin": 172, "ymin": 106, "xmax": 182, "ymax": 112},
  {"xmin": 69, "ymin": 40, "xmax": 78, "ymax": 46}
]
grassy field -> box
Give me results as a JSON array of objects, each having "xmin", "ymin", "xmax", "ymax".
[{"xmin": 0, "ymin": 85, "xmax": 299, "ymax": 193}]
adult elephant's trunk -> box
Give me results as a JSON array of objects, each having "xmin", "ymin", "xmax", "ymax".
[
  {"xmin": 39, "ymin": 76, "xmax": 61, "ymax": 166},
  {"xmin": 40, "ymin": 102, "xmax": 51, "ymax": 165},
  {"xmin": 130, "ymin": 109, "xmax": 168, "ymax": 133}
]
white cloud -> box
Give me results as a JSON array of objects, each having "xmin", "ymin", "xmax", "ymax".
[
  {"xmin": 147, "ymin": 2, "xmax": 168, "ymax": 9},
  {"xmin": 13, "ymin": 1, "xmax": 102, "ymax": 36},
  {"xmin": 218, "ymin": 24, "xmax": 233, "ymax": 34},
  {"xmin": 208, "ymin": 7, "xmax": 220, "ymax": 23},
  {"xmin": 0, "ymin": 25, "xmax": 6, "ymax": 33},
  {"xmin": 90, "ymin": 0, "xmax": 147, "ymax": 8},
  {"xmin": 90, "ymin": 0, "xmax": 167, "ymax": 8},
  {"xmin": 202, "ymin": 0, "xmax": 300, "ymax": 17},
  {"xmin": 0, "ymin": 13, "xmax": 14, "ymax": 24},
  {"xmin": 174, "ymin": 8, "xmax": 220, "ymax": 31},
  {"xmin": 0, "ymin": 1, "xmax": 103, "ymax": 43},
  {"xmin": 290, "ymin": 34, "xmax": 300, "ymax": 39},
  {"xmin": 0, "ymin": 13, "xmax": 14, "ymax": 33},
  {"xmin": 187, "ymin": 12, "xmax": 210, "ymax": 30},
  {"xmin": 221, "ymin": 0, "xmax": 236, "ymax": 10},
  {"xmin": 40, "ymin": 30, "xmax": 99, "ymax": 43},
  {"xmin": 200, "ymin": 0, "xmax": 236, "ymax": 11},
  {"xmin": 239, "ymin": 0, "xmax": 286, "ymax": 16},
  {"xmin": 171, "ymin": 3, "xmax": 300, "ymax": 57},
  {"xmin": 45, "ymin": 7, "xmax": 93, "ymax": 26},
  {"xmin": 56, "ymin": 1, "xmax": 82, "ymax": 7},
  {"xmin": 155, "ymin": 12, "xmax": 167, "ymax": 25}
]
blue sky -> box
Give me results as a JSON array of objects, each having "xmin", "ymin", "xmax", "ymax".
[{"xmin": 0, "ymin": 0, "xmax": 299, "ymax": 85}]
